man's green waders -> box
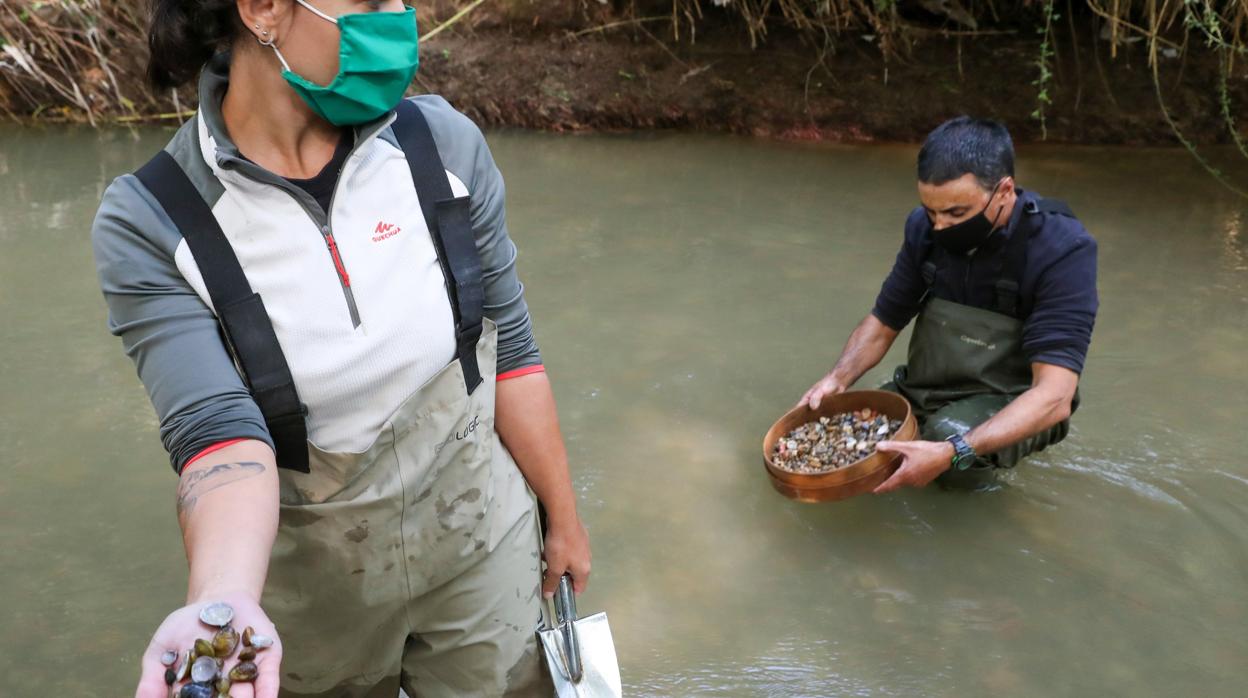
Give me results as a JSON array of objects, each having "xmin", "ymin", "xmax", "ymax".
[
  {"xmin": 136, "ymin": 101, "xmax": 550, "ymax": 697},
  {"xmin": 887, "ymin": 199, "xmax": 1078, "ymax": 486}
]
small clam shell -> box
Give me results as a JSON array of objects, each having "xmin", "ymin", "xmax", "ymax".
[
  {"xmin": 191, "ymin": 655, "xmax": 219, "ymax": 684},
  {"xmin": 160, "ymin": 650, "xmax": 178, "ymax": 667},
  {"xmin": 216, "ymin": 677, "xmax": 232, "ymax": 695},
  {"xmin": 178, "ymin": 683, "xmax": 215, "ymax": 698},
  {"xmin": 164, "ymin": 668, "xmax": 176, "ymax": 686},
  {"xmin": 241, "ymin": 626, "xmax": 254, "ymax": 648},
  {"xmin": 238, "ymin": 646, "xmax": 257, "ymax": 662},
  {"xmin": 176, "ymin": 650, "xmax": 193, "ymax": 682},
  {"xmin": 248, "ymin": 634, "xmax": 274, "ymax": 649},
  {"xmin": 212, "ymin": 626, "xmax": 239, "ymax": 657},
  {"xmin": 199, "ymin": 602, "xmax": 235, "ymax": 628},
  {"xmin": 228, "ymin": 661, "xmax": 259, "ymax": 682},
  {"xmin": 194, "ymin": 638, "xmax": 216, "ymax": 659}
]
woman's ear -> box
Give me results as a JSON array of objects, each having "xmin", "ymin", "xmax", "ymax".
[{"xmin": 236, "ymin": 0, "xmax": 293, "ymax": 43}]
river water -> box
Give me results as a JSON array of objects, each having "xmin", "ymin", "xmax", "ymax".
[{"xmin": 2, "ymin": 125, "xmax": 1246, "ymax": 696}]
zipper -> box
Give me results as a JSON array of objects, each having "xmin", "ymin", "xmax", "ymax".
[
  {"xmin": 320, "ymin": 145, "xmax": 362, "ymax": 329},
  {"xmin": 320, "ymin": 225, "xmax": 361, "ymax": 326},
  {"xmin": 217, "ymin": 157, "xmax": 363, "ymax": 328},
  {"xmin": 325, "ymin": 232, "xmax": 350, "ymax": 286},
  {"xmin": 319, "ymin": 221, "xmax": 361, "ymax": 327},
  {"xmin": 215, "ymin": 117, "xmax": 397, "ymax": 331}
]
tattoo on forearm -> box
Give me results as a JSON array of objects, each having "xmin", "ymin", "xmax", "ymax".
[{"xmin": 176, "ymin": 461, "xmax": 266, "ymax": 519}]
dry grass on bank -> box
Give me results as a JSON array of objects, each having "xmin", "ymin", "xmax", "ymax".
[{"xmin": 0, "ymin": 0, "xmax": 1245, "ymax": 126}]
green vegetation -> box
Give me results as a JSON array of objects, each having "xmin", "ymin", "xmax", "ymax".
[{"xmin": 1031, "ymin": 0, "xmax": 1059, "ymax": 141}]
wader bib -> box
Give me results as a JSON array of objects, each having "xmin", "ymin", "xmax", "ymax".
[
  {"xmin": 889, "ymin": 198, "xmax": 1077, "ymax": 475},
  {"xmin": 136, "ymin": 101, "xmax": 548, "ymax": 697}
]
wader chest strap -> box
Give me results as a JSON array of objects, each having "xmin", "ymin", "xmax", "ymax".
[
  {"xmin": 920, "ymin": 260, "xmax": 938, "ymax": 287},
  {"xmin": 995, "ymin": 222, "xmax": 1029, "ymax": 317},
  {"xmin": 996, "ymin": 197, "xmax": 1074, "ymax": 316},
  {"xmin": 391, "ymin": 100, "xmax": 486, "ymax": 394},
  {"xmin": 134, "ymin": 151, "xmax": 310, "ymax": 473}
]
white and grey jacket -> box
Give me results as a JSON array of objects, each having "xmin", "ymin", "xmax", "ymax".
[{"xmin": 91, "ymin": 54, "xmax": 541, "ymax": 472}]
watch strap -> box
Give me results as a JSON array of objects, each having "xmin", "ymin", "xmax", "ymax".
[{"xmin": 946, "ymin": 433, "xmax": 976, "ymax": 470}]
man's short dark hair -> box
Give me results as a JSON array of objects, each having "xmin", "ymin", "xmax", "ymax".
[{"xmin": 917, "ymin": 116, "xmax": 1015, "ymax": 190}]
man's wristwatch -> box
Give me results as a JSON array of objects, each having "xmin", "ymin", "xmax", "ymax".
[{"xmin": 946, "ymin": 434, "xmax": 977, "ymax": 471}]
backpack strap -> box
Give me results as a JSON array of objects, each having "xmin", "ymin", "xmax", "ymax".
[
  {"xmin": 391, "ymin": 99, "xmax": 486, "ymax": 394},
  {"xmin": 134, "ymin": 151, "xmax": 310, "ymax": 473}
]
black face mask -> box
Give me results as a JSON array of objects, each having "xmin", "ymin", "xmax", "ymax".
[{"xmin": 933, "ymin": 179, "xmax": 1006, "ymax": 254}]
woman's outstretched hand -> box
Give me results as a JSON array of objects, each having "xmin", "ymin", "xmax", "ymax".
[{"xmin": 134, "ymin": 592, "xmax": 281, "ymax": 698}]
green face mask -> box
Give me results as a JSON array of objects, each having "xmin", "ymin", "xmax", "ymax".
[{"xmin": 269, "ymin": 0, "xmax": 419, "ymax": 126}]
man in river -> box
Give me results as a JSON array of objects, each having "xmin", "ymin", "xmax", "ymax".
[{"xmin": 799, "ymin": 116, "xmax": 1098, "ymax": 491}]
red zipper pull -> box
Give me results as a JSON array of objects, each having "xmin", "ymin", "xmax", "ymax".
[{"xmin": 325, "ymin": 232, "xmax": 351, "ymax": 288}]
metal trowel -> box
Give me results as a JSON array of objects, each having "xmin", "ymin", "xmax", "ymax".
[{"xmin": 537, "ymin": 574, "xmax": 622, "ymax": 697}]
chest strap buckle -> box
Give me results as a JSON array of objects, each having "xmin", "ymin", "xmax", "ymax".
[{"xmin": 994, "ymin": 279, "xmax": 1020, "ymax": 317}]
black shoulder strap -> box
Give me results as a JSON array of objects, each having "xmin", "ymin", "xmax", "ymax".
[
  {"xmin": 917, "ymin": 233, "xmax": 941, "ymax": 294},
  {"xmin": 994, "ymin": 221, "xmax": 1029, "ymax": 317},
  {"xmin": 391, "ymin": 99, "xmax": 485, "ymax": 394},
  {"xmin": 134, "ymin": 151, "xmax": 310, "ymax": 473},
  {"xmin": 994, "ymin": 197, "xmax": 1074, "ymax": 316},
  {"xmin": 920, "ymin": 261, "xmax": 938, "ymax": 285}
]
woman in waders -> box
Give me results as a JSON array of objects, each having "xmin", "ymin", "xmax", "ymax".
[{"xmin": 92, "ymin": 2, "xmax": 590, "ymax": 696}]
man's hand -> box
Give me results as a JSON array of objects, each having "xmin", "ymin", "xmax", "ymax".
[
  {"xmin": 541, "ymin": 514, "xmax": 591, "ymax": 598},
  {"xmin": 135, "ymin": 591, "xmax": 281, "ymax": 698},
  {"xmin": 872, "ymin": 439, "xmax": 955, "ymax": 494},
  {"xmin": 797, "ymin": 315, "xmax": 901, "ymax": 409},
  {"xmin": 798, "ymin": 373, "xmax": 848, "ymax": 410}
]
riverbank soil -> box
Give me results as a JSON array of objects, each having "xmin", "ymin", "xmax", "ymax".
[
  {"xmin": 413, "ymin": 3, "xmax": 1246, "ymax": 144},
  {"xmin": 1, "ymin": 1, "xmax": 1243, "ymax": 145}
]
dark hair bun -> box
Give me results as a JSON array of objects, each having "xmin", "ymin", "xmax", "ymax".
[{"xmin": 147, "ymin": 0, "xmax": 242, "ymax": 88}]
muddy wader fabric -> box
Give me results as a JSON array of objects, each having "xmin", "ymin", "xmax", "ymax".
[
  {"xmin": 135, "ymin": 103, "xmax": 549, "ymax": 697},
  {"xmin": 888, "ymin": 198, "xmax": 1078, "ymax": 485}
]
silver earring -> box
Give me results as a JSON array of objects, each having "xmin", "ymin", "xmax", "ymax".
[{"xmin": 257, "ymin": 28, "xmax": 275, "ymax": 47}]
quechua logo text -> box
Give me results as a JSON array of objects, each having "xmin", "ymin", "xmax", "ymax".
[{"xmin": 372, "ymin": 220, "xmax": 402, "ymax": 242}]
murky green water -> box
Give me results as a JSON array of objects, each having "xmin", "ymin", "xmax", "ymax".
[{"xmin": 2, "ymin": 124, "xmax": 1247, "ymax": 696}]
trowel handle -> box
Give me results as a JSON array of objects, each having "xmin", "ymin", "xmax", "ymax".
[
  {"xmin": 554, "ymin": 574, "xmax": 583, "ymax": 682},
  {"xmin": 555, "ymin": 574, "xmax": 578, "ymax": 624}
]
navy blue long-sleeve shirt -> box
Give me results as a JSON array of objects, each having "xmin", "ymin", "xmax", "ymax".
[{"xmin": 871, "ymin": 189, "xmax": 1098, "ymax": 374}]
